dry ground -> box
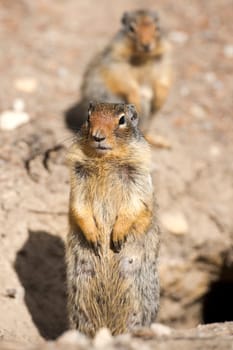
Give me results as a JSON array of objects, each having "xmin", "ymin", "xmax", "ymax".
[{"xmin": 0, "ymin": 0, "xmax": 232, "ymax": 346}]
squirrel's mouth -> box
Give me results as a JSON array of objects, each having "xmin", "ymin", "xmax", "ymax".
[
  {"xmin": 97, "ymin": 145, "xmax": 112, "ymax": 151},
  {"xmin": 92, "ymin": 143, "xmax": 112, "ymax": 153}
]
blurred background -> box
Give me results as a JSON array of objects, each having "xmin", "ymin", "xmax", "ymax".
[{"xmin": 0, "ymin": 0, "xmax": 232, "ymax": 345}]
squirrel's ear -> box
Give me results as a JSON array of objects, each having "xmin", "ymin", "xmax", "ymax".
[
  {"xmin": 88, "ymin": 101, "xmax": 96, "ymax": 113},
  {"xmin": 121, "ymin": 12, "xmax": 130, "ymax": 26},
  {"xmin": 127, "ymin": 104, "xmax": 138, "ymax": 127},
  {"xmin": 88, "ymin": 101, "xmax": 94, "ymax": 111},
  {"xmin": 87, "ymin": 101, "xmax": 95, "ymax": 121},
  {"xmin": 152, "ymin": 11, "xmax": 159, "ymax": 22}
]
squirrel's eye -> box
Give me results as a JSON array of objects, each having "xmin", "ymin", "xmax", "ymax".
[{"xmin": 119, "ymin": 115, "xmax": 126, "ymax": 125}]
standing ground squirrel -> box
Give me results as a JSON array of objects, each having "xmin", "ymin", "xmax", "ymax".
[
  {"xmin": 79, "ymin": 9, "xmax": 173, "ymax": 131},
  {"xmin": 66, "ymin": 102, "xmax": 160, "ymax": 337}
]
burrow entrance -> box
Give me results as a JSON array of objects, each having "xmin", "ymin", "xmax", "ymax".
[{"xmin": 202, "ymin": 264, "xmax": 233, "ymax": 324}]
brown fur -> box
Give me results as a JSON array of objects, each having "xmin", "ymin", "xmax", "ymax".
[
  {"xmin": 80, "ymin": 9, "xmax": 173, "ymax": 131},
  {"xmin": 66, "ymin": 102, "xmax": 160, "ymax": 336},
  {"xmin": 68, "ymin": 102, "xmax": 153, "ymax": 251}
]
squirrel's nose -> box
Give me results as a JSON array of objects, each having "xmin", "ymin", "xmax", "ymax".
[
  {"xmin": 92, "ymin": 131, "xmax": 106, "ymax": 142},
  {"xmin": 142, "ymin": 44, "xmax": 151, "ymax": 52}
]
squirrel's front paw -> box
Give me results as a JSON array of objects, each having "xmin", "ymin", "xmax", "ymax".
[
  {"xmin": 111, "ymin": 239, "xmax": 124, "ymax": 253},
  {"xmin": 111, "ymin": 231, "xmax": 126, "ymax": 253}
]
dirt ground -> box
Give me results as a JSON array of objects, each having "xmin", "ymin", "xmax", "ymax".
[{"xmin": 0, "ymin": 0, "xmax": 232, "ymax": 347}]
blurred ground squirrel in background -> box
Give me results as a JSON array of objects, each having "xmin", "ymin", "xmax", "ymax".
[
  {"xmin": 66, "ymin": 102, "xmax": 160, "ymax": 337},
  {"xmin": 80, "ymin": 9, "xmax": 173, "ymax": 132}
]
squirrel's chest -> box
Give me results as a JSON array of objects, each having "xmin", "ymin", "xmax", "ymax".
[
  {"xmin": 86, "ymin": 173, "xmax": 124, "ymax": 229},
  {"xmin": 85, "ymin": 164, "xmax": 138, "ymax": 217},
  {"xmin": 89, "ymin": 169, "xmax": 131, "ymax": 205},
  {"xmin": 75, "ymin": 160, "xmax": 144, "ymax": 203}
]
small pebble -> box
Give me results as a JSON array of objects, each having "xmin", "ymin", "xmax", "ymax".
[
  {"xmin": 161, "ymin": 211, "xmax": 189, "ymax": 235},
  {"xmin": 151, "ymin": 323, "xmax": 173, "ymax": 336},
  {"xmin": 5, "ymin": 288, "xmax": 17, "ymax": 298},
  {"xmin": 204, "ymin": 72, "xmax": 217, "ymax": 84},
  {"xmin": 0, "ymin": 110, "xmax": 30, "ymax": 130},
  {"xmin": 57, "ymin": 330, "xmax": 89, "ymax": 346},
  {"xmin": 93, "ymin": 327, "xmax": 113, "ymax": 348},
  {"xmin": 223, "ymin": 44, "xmax": 233, "ymax": 58},
  {"xmin": 13, "ymin": 98, "xmax": 25, "ymax": 112},
  {"xmin": 14, "ymin": 77, "xmax": 38, "ymax": 93},
  {"xmin": 0, "ymin": 99, "xmax": 30, "ymax": 130},
  {"xmin": 209, "ymin": 145, "xmax": 221, "ymax": 157},
  {"xmin": 5, "ymin": 287, "xmax": 25, "ymax": 300},
  {"xmin": 169, "ymin": 31, "xmax": 188, "ymax": 44},
  {"xmin": 190, "ymin": 104, "xmax": 206, "ymax": 119}
]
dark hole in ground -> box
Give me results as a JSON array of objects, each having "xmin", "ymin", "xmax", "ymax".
[
  {"xmin": 14, "ymin": 230, "xmax": 68, "ymax": 340},
  {"xmin": 202, "ymin": 265, "xmax": 233, "ymax": 324}
]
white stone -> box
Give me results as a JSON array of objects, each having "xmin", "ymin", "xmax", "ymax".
[
  {"xmin": 13, "ymin": 98, "xmax": 25, "ymax": 112},
  {"xmin": 14, "ymin": 77, "xmax": 38, "ymax": 93},
  {"xmin": 209, "ymin": 145, "xmax": 221, "ymax": 157},
  {"xmin": 169, "ymin": 31, "xmax": 188, "ymax": 44},
  {"xmin": 223, "ymin": 44, "xmax": 233, "ymax": 58},
  {"xmin": 161, "ymin": 211, "xmax": 189, "ymax": 235},
  {"xmin": 190, "ymin": 104, "xmax": 206, "ymax": 119},
  {"xmin": 151, "ymin": 323, "xmax": 172, "ymax": 336},
  {"xmin": 57, "ymin": 330, "xmax": 89, "ymax": 346},
  {"xmin": 0, "ymin": 110, "xmax": 30, "ymax": 130},
  {"xmin": 205, "ymin": 72, "xmax": 217, "ymax": 83},
  {"xmin": 93, "ymin": 327, "xmax": 113, "ymax": 348}
]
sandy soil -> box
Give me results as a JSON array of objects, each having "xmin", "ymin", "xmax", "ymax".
[{"xmin": 0, "ymin": 0, "xmax": 232, "ymax": 346}]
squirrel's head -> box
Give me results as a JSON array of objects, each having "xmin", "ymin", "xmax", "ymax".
[
  {"xmin": 80, "ymin": 102, "xmax": 141, "ymax": 157},
  {"xmin": 121, "ymin": 9, "xmax": 161, "ymax": 55}
]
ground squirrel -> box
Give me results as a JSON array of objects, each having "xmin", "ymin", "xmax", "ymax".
[
  {"xmin": 66, "ymin": 102, "xmax": 160, "ymax": 337},
  {"xmin": 76, "ymin": 9, "xmax": 172, "ymax": 131}
]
